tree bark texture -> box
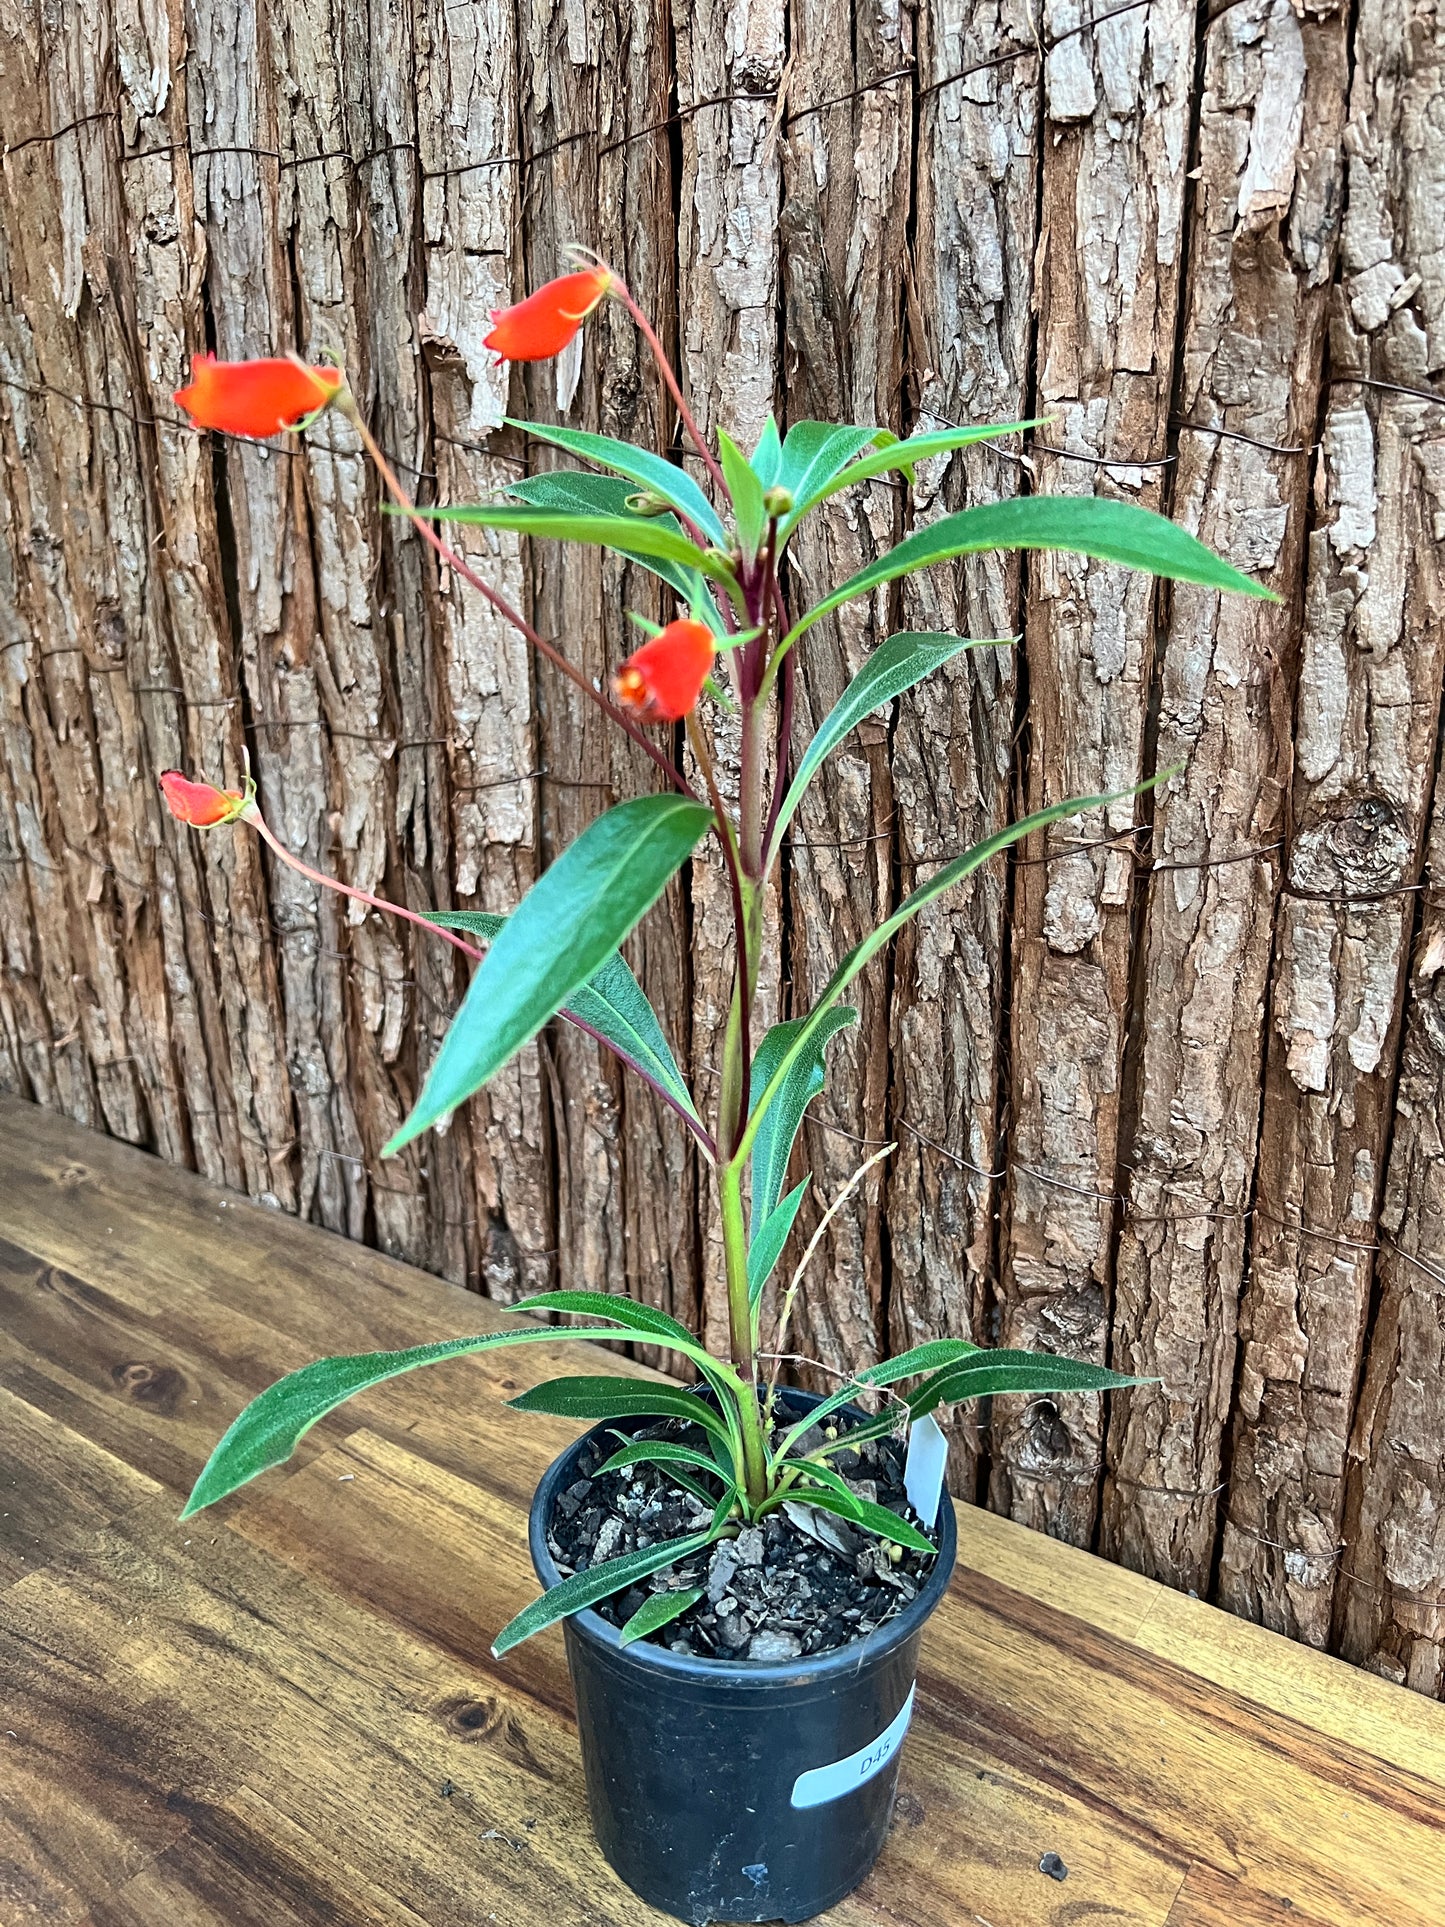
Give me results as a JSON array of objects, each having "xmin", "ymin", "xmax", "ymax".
[{"xmin": 0, "ymin": 0, "xmax": 1441, "ymax": 1688}]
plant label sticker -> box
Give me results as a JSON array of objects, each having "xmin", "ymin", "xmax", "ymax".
[
  {"xmin": 789, "ymin": 1684, "xmax": 916, "ymax": 1809},
  {"xmin": 904, "ymin": 1412, "xmax": 948, "ymax": 1528}
]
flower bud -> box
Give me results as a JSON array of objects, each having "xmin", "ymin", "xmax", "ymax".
[
  {"xmin": 625, "ymin": 490, "xmax": 674, "ymax": 517},
  {"xmin": 761, "ymin": 485, "xmax": 794, "ymax": 517},
  {"xmin": 157, "ymin": 770, "xmax": 253, "ymax": 828}
]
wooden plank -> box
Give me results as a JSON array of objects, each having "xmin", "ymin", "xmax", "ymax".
[
  {"xmin": 884, "ymin": 0, "xmax": 1039, "ymax": 1494},
  {"xmin": 0, "ymin": 1385, "xmax": 162, "ymax": 1591},
  {"xmin": 673, "ymin": 0, "xmax": 786, "ymax": 1352},
  {"xmin": 1, "ymin": 1099, "xmax": 1443, "ymax": 1926},
  {"xmin": 1335, "ymin": 786, "xmax": 1445, "ymax": 1693},
  {"xmin": 772, "ymin": 0, "xmax": 913, "ymax": 1382},
  {"xmin": 1100, "ymin": 0, "xmax": 1348, "ymax": 1592},
  {"xmin": 992, "ymin": 0, "xmax": 1194, "ymax": 1544},
  {"xmin": 1219, "ymin": 0, "xmax": 1445, "ymax": 1648}
]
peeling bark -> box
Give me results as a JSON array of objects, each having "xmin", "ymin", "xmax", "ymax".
[
  {"xmin": 1219, "ymin": 0, "xmax": 1445, "ymax": 1647},
  {"xmin": 1, "ymin": 0, "xmax": 1441, "ymax": 1691},
  {"xmin": 1101, "ymin": 0, "xmax": 1348, "ymax": 1592},
  {"xmin": 992, "ymin": 0, "xmax": 1194, "ymax": 1544}
]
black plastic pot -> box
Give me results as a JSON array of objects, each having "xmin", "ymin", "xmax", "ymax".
[{"xmin": 528, "ymin": 1390, "xmax": 957, "ymax": 1925}]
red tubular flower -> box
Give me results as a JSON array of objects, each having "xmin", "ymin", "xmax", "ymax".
[
  {"xmin": 158, "ymin": 771, "xmax": 252, "ymax": 828},
  {"xmin": 613, "ymin": 620, "xmax": 715, "ymax": 724},
  {"xmin": 483, "ymin": 266, "xmax": 613, "ymax": 363},
  {"xmin": 173, "ymin": 355, "xmax": 344, "ymax": 439}
]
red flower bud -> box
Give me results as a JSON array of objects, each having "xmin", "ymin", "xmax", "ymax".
[
  {"xmin": 483, "ymin": 266, "xmax": 613, "ymax": 363},
  {"xmin": 173, "ymin": 355, "xmax": 343, "ymax": 439},
  {"xmin": 158, "ymin": 771, "xmax": 252, "ymax": 828},
  {"xmin": 612, "ymin": 620, "xmax": 715, "ymax": 724}
]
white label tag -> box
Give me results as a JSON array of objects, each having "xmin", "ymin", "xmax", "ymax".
[
  {"xmin": 789, "ymin": 1684, "xmax": 916, "ymax": 1809},
  {"xmin": 904, "ymin": 1412, "xmax": 948, "ymax": 1528}
]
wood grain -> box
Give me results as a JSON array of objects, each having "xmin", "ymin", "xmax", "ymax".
[{"xmin": 2, "ymin": 1095, "xmax": 1443, "ymax": 1927}]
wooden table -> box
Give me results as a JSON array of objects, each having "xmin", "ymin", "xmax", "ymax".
[{"xmin": 2, "ymin": 1095, "xmax": 1442, "ymax": 1927}]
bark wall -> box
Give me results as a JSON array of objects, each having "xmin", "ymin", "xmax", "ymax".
[{"xmin": 1, "ymin": 0, "xmax": 1441, "ymax": 1688}]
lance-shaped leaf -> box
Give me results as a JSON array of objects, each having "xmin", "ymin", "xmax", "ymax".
[
  {"xmin": 783, "ymin": 493, "xmax": 1276, "ymax": 650},
  {"xmin": 180, "ymin": 1323, "xmax": 656, "ymax": 1519},
  {"xmin": 719, "ymin": 427, "xmax": 767, "ymax": 563},
  {"xmin": 507, "ymin": 1289, "xmax": 713, "ymax": 1365},
  {"xmin": 386, "ymin": 795, "xmax": 712, "ymax": 1154},
  {"xmin": 504, "ymin": 472, "xmax": 726, "ymax": 634},
  {"xmin": 775, "ymin": 424, "xmax": 886, "ymax": 527},
  {"xmin": 787, "ymin": 1469, "xmax": 939, "ymax": 1554},
  {"xmin": 770, "ymin": 1338, "xmax": 983, "ymax": 1462},
  {"xmin": 507, "ymin": 1288, "xmax": 741, "ymax": 1419},
  {"xmin": 906, "ymin": 1350, "xmax": 1145, "ymax": 1418},
  {"xmin": 506, "ymin": 1374, "xmax": 734, "ymax": 1446},
  {"xmin": 425, "ymin": 911, "xmax": 703, "ymax": 1135},
  {"xmin": 618, "ymin": 1584, "xmax": 707, "ymax": 1647},
  {"xmin": 508, "ymin": 418, "xmax": 728, "ymax": 544},
  {"xmin": 778, "ymin": 420, "xmax": 1040, "ymax": 539},
  {"xmin": 750, "ymin": 415, "xmax": 784, "ymax": 490},
  {"xmin": 408, "ymin": 500, "xmax": 734, "ymax": 584},
  {"xmin": 747, "ymin": 1008, "xmax": 858, "ymax": 1233},
  {"xmin": 741, "ymin": 782, "xmax": 1161, "ymax": 1180},
  {"xmin": 748, "ymin": 1177, "xmax": 808, "ymax": 1316},
  {"xmin": 493, "ymin": 1530, "xmax": 719, "ymax": 1656},
  {"xmin": 771, "ymin": 632, "xmax": 997, "ymax": 847},
  {"xmin": 596, "ymin": 1438, "xmax": 730, "ymax": 1482}
]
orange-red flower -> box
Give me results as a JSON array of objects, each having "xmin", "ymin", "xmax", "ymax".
[
  {"xmin": 613, "ymin": 620, "xmax": 715, "ymax": 724},
  {"xmin": 173, "ymin": 355, "xmax": 344, "ymax": 439},
  {"xmin": 484, "ymin": 266, "xmax": 613, "ymax": 363},
  {"xmin": 158, "ymin": 770, "xmax": 252, "ymax": 828}
]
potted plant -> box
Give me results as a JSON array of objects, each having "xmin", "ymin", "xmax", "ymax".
[{"xmin": 164, "ymin": 259, "xmax": 1270, "ymax": 1923}]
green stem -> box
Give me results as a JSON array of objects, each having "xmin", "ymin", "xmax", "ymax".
[{"xmin": 719, "ymin": 1159, "xmax": 770, "ymax": 1507}]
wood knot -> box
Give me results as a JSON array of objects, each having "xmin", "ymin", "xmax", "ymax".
[
  {"xmin": 441, "ymin": 1696, "xmax": 504, "ymax": 1742},
  {"xmin": 893, "ymin": 1792, "xmax": 925, "ymax": 1827},
  {"xmin": 111, "ymin": 1360, "xmax": 185, "ymax": 1412}
]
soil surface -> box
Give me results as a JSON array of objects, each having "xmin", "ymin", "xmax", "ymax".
[{"xmin": 546, "ymin": 1408, "xmax": 940, "ymax": 1660}]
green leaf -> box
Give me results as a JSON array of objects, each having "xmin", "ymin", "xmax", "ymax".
[
  {"xmin": 779, "ymin": 420, "xmax": 1041, "ymax": 539},
  {"xmin": 179, "ymin": 1323, "xmax": 650, "ymax": 1519},
  {"xmin": 786, "ymin": 1341, "xmax": 994, "ymax": 1449},
  {"xmin": 508, "ymin": 1290, "xmax": 742, "ymax": 1428},
  {"xmin": 596, "ymin": 1438, "xmax": 730, "ymax": 1483},
  {"xmin": 862, "ymin": 1338, "xmax": 982, "ymax": 1381},
  {"xmin": 505, "ymin": 1375, "xmax": 734, "ymax": 1445},
  {"xmin": 720, "ymin": 429, "xmax": 774, "ymax": 562},
  {"xmin": 409, "ymin": 500, "xmax": 733, "ymax": 584},
  {"xmin": 618, "ymin": 1584, "xmax": 708, "ymax": 1647},
  {"xmin": 386, "ymin": 795, "xmax": 711, "ymax": 1154},
  {"xmin": 503, "ymin": 472, "xmax": 726, "ymax": 634},
  {"xmin": 772, "ymin": 632, "xmax": 995, "ymax": 844},
  {"xmin": 493, "ymin": 1531, "xmax": 717, "ymax": 1656},
  {"xmin": 785, "ymin": 493, "xmax": 1276, "ymax": 649},
  {"xmin": 907, "ymin": 1350, "xmax": 1144, "ymax": 1419},
  {"xmin": 747, "ymin": 1008, "xmax": 857, "ymax": 1232},
  {"xmin": 775, "ymin": 424, "xmax": 883, "ymax": 526},
  {"xmin": 750, "ymin": 415, "xmax": 784, "ymax": 491},
  {"xmin": 507, "ymin": 418, "xmax": 728, "ymax": 544},
  {"xmin": 509, "ymin": 1290, "xmax": 712, "ymax": 1367},
  {"xmin": 741, "ymin": 781, "xmax": 1163, "ymax": 1178},
  {"xmin": 748, "ymin": 1178, "xmax": 808, "ymax": 1315},
  {"xmin": 718, "ymin": 427, "xmax": 767, "ymax": 563},
  {"xmin": 788, "ymin": 1482, "xmax": 938, "ymax": 1555},
  {"xmin": 424, "ymin": 912, "xmax": 702, "ymax": 1131}
]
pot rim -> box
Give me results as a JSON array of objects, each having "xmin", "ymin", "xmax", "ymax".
[{"xmin": 527, "ymin": 1388, "xmax": 957, "ymax": 1685}]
